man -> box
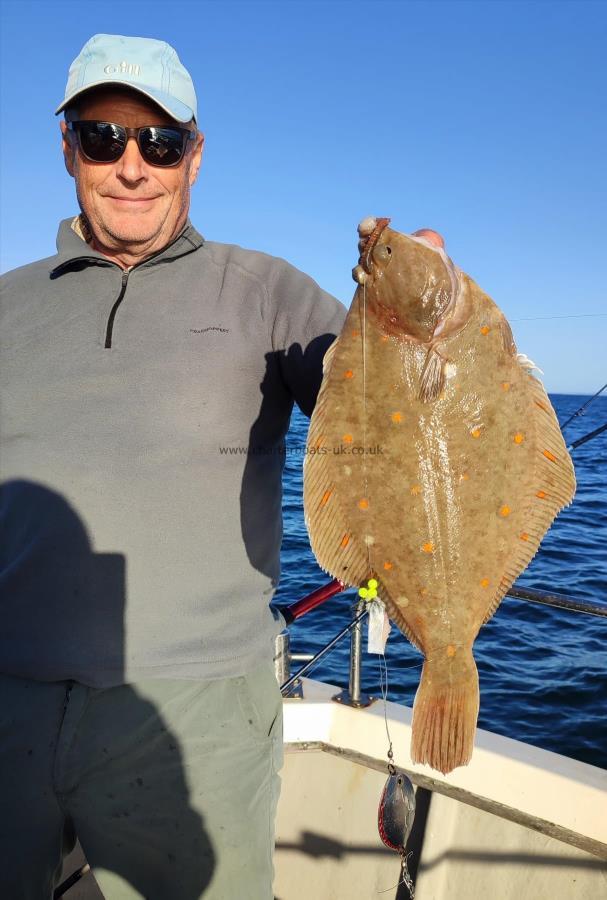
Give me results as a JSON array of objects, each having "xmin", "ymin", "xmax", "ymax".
[{"xmin": 0, "ymin": 34, "xmax": 346, "ymax": 899}]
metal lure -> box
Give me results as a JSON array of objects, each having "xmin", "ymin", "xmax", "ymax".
[{"xmin": 378, "ymin": 771, "xmax": 416, "ymax": 851}]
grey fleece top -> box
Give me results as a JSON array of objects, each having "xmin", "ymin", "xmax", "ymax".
[{"xmin": 0, "ymin": 218, "xmax": 346, "ymax": 687}]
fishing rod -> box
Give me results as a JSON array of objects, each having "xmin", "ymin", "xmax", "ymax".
[
  {"xmin": 568, "ymin": 421, "xmax": 607, "ymax": 452},
  {"xmin": 507, "ymin": 587, "xmax": 607, "ymax": 618},
  {"xmin": 285, "ymin": 575, "xmax": 607, "ymax": 621},
  {"xmin": 560, "ymin": 382, "xmax": 607, "ymax": 431},
  {"xmin": 281, "ymin": 578, "xmax": 345, "ymax": 624},
  {"xmin": 278, "ymin": 579, "xmax": 606, "ymax": 635},
  {"xmin": 54, "ymin": 865, "xmax": 90, "ymax": 898}
]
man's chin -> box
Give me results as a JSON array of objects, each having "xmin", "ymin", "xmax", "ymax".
[{"xmin": 100, "ymin": 216, "xmax": 165, "ymax": 247}]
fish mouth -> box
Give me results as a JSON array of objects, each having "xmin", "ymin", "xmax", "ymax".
[{"xmin": 357, "ymin": 216, "xmax": 391, "ymax": 274}]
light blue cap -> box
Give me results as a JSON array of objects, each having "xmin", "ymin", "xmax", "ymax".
[{"xmin": 55, "ymin": 33, "xmax": 197, "ymax": 123}]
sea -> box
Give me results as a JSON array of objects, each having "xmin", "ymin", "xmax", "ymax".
[{"xmin": 274, "ymin": 393, "xmax": 607, "ymax": 770}]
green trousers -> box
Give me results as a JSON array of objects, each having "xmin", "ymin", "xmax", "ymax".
[{"xmin": 0, "ymin": 662, "xmax": 283, "ymax": 899}]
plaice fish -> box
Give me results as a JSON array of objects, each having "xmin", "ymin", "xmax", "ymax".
[{"xmin": 303, "ymin": 217, "xmax": 576, "ymax": 774}]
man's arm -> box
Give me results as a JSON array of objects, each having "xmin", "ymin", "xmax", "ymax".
[{"xmin": 269, "ymin": 260, "xmax": 347, "ymax": 417}]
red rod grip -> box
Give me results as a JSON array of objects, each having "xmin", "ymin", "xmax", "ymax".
[{"xmin": 281, "ymin": 579, "xmax": 346, "ymax": 624}]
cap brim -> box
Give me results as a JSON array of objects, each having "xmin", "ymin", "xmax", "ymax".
[{"xmin": 55, "ymin": 81, "xmax": 195, "ymax": 123}]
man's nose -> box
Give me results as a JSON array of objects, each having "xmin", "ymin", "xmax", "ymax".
[{"xmin": 115, "ymin": 136, "xmax": 148, "ymax": 181}]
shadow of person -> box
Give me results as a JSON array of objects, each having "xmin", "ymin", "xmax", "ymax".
[
  {"xmin": 0, "ymin": 480, "xmax": 215, "ymax": 898},
  {"xmin": 63, "ymin": 681, "xmax": 216, "ymax": 899},
  {"xmin": 0, "ymin": 478, "xmax": 126, "ymax": 681},
  {"xmin": 240, "ymin": 336, "xmax": 337, "ymax": 583}
]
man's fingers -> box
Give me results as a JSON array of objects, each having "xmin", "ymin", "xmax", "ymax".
[{"xmin": 412, "ymin": 228, "xmax": 445, "ymax": 249}]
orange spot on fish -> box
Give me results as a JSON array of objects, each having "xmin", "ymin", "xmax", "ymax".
[
  {"xmin": 410, "ymin": 484, "xmax": 422, "ymax": 495},
  {"xmin": 422, "ymin": 541, "xmax": 434, "ymax": 553},
  {"xmin": 358, "ymin": 499, "xmax": 369, "ymax": 510},
  {"xmin": 343, "ymin": 433, "xmax": 353, "ymax": 443},
  {"xmin": 460, "ymin": 472, "xmax": 470, "ymax": 481},
  {"xmin": 381, "ymin": 334, "xmax": 390, "ymax": 342},
  {"xmin": 320, "ymin": 490, "xmax": 332, "ymax": 507},
  {"xmin": 419, "ymin": 588, "xmax": 428, "ymax": 597},
  {"xmin": 344, "ymin": 370, "xmax": 354, "ymax": 379},
  {"xmin": 351, "ymin": 330, "xmax": 360, "ymax": 338},
  {"xmin": 446, "ymin": 644, "xmax": 457, "ymax": 657},
  {"xmin": 536, "ymin": 490, "xmax": 547, "ymax": 499},
  {"xmin": 514, "ymin": 432, "xmax": 525, "ymax": 444},
  {"xmin": 543, "ymin": 449, "xmax": 557, "ymax": 462},
  {"xmin": 480, "ymin": 325, "xmax": 491, "ymax": 335},
  {"xmin": 313, "ymin": 436, "xmax": 324, "ymax": 450},
  {"xmin": 499, "ymin": 505, "xmax": 511, "ymax": 517},
  {"xmin": 391, "ymin": 412, "xmax": 403, "ymax": 423},
  {"xmin": 501, "ymin": 382, "xmax": 511, "ymax": 391},
  {"xmin": 471, "ymin": 428, "xmax": 482, "ymax": 439},
  {"xmin": 480, "ymin": 578, "xmax": 490, "ymax": 588},
  {"xmin": 340, "ymin": 534, "xmax": 350, "ymax": 548},
  {"xmin": 520, "ymin": 532, "xmax": 530, "ymax": 541},
  {"xmin": 383, "ymin": 561, "xmax": 393, "ymax": 570}
]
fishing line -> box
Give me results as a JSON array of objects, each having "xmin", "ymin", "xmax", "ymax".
[
  {"xmin": 362, "ymin": 280, "xmax": 371, "ymax": 571},
  {"xmin": 377, "ymin": 855, "xmax": 415, "ymax": 897},
  {"xmin": 376, "ymin": 653, "xmax": 416, "ymax": 899},
  {"xmin": 378, "ymin": 652, "xmax": 393, "ymax": 757},
  {"xmin": 510, "ymin": 313, "xmax": 607, "ymax": 322}
]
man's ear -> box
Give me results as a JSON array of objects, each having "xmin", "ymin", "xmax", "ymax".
[
  {"xmin": 189, "ymin": 131, "xmax": 205, "ymax": 187},
  {"xmin": 60, "ymin": 120, "xmax": 76, "ymax": 178}
]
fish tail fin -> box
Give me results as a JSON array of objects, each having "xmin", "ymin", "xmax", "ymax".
[{"xmin": 411, "ymin": 648, "xmax": 479, "ymax": 774}]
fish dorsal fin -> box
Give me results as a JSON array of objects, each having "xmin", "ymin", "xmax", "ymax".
[
  {"xmin": 320, "ymin": 335, "xmax": 340, "ymax": 375},
  {"xmin": 482, "ymin": 370, "xmax": 576, "ymax": 624},
  {"xmin": 304, "ymin": 332, "xmax": 370, "ymax": 588}
]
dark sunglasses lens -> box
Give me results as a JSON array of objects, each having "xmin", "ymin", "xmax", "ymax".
[
  {"xmin": 78, "ymin": 123, "xmax": 126, "ymax": 162},
  {"xmin": 139, "ymin": 127, "xmax": 186, "ymax": 166}
]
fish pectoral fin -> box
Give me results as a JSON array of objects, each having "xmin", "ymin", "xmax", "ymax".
[{"xmin": 419, "ymin": 346, "xmax": 446, "ymax": 402}]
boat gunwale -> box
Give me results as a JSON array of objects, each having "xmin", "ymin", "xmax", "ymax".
[{"xmin": 284, "ymin": 739, "xmax": 607, "ymax": 861}]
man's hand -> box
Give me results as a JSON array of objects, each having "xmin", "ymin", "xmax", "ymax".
[{"xmin": 412, "ymin": 228, "xmax": 445, "ymax": 249}]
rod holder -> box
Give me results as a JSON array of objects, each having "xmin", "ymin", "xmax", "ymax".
[
  {"xmin": 332, "ymin": 600, "xmax": 375, "ymax": 708},
  {"xmin": 275, "ymin": 630, "xmax": 302, "ymax": 698}
]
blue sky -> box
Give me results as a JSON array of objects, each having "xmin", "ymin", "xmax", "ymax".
[{"xmin": 1, "ymin": 0, "xmax": 605, "ymax": 393}]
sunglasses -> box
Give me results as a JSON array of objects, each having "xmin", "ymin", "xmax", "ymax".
[{"xmin": 67, "ymin": 120, "xmax": 197, "ymax": 167}]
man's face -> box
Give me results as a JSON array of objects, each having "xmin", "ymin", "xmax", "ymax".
[{"xmin": 60, "ymin": 87, "xmax": 204, "ymax": 256}]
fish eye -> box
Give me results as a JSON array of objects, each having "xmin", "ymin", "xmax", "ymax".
[{"xmin": 373, "ymin": 244, "xmax": 392, "ymax": 263}]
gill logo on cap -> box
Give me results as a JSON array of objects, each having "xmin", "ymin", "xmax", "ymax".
[{"xmin": 103, "ymin": 61, "xmax": 141, "ymax": 76}]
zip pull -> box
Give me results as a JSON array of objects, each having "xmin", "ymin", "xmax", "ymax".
[{"xmin": 105, "ymin": 269, "xmax": 131, "ymax": 348}]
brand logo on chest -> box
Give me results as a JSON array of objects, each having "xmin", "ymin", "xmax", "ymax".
[{"xmin": 189, "ymin": 326, "xmax": 230, "ymax": 334}]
